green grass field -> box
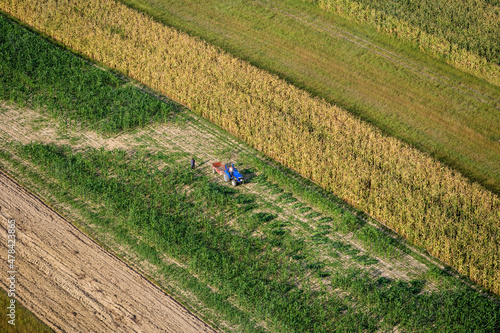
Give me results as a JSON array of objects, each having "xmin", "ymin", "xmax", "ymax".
[
  {"xmin": 0, "ymin": 18, "xmax": 176, "ymax": 133},
  {"xmin": 0, "ymin": 289, "xmax": 53, "ymax": 333},
  {"xmin": 118, "ymin": 0, "xmax": 500, "ymax": 194}
]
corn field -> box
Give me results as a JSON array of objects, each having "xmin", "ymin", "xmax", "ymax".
[
  {"xmin": 1, "ymin": 0, "xmax": 499, "ymax": 295},
  {"xmin": 312, "ymin": 0, "xmax": 500, "ymax": 87}
]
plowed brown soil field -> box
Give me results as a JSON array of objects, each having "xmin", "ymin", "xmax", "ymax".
[{"xmin": 0, "ymin": 170, "xmax": 215, "ymax": 332}]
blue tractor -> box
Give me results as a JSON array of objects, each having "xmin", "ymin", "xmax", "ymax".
[{"xmin": 212, "ymin": 162, "xmax": 244, "ymax": 186}]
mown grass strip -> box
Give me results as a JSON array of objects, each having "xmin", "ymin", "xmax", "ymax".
[
  {"xmin": 0, "ymin": 3, "xmax": 499, "ymax": 295},
  {"xmin": 8, "ymin": 142, "xmax": 499, "ymax": 332},
  {"xmin": 312, "ymin": 0, "xmax": 500, "ymax": 85}
]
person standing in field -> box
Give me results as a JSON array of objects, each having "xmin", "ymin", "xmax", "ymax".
[{"xmin": 191, "ymin": 158, "xmax": 195, "ymax": 169}]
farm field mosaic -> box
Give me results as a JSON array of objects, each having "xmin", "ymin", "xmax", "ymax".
[
  {"xmin": 0, "ymin": 14, "xmax": 499, "ymax": 331},
  {"xmin": 1, "ymin": 0, "xmax": 498, "ymax": 296}
]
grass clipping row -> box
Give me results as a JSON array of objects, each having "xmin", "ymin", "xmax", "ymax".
[{"xmin": 2, "ymin": 0, "xmax": 499, "ymax": 295}]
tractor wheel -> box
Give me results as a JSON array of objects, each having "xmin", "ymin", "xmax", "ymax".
[
  {"xmin": 231, "ymin": 179, "xmax": 237, "ymax": 186},
  {"xmin": 224, "ymin": 174, "xmax": 229, "ymax": 182}
]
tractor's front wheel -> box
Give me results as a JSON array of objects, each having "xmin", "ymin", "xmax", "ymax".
[
  {"xmin": 224, "ymin": 174, "xmax": 229, "ymax": 182},
  {"xmin": 231, "ymin": 179, "xmax": 237, "ymax": 186}
]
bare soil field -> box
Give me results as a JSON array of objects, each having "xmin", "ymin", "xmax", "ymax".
[{"xmin": 0, "ymin": 169, "xmax": 215, "ymax": 332}]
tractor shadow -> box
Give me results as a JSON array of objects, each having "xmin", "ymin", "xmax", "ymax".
[{"xmin": 240, "ymin": 168, "xmax": 258, "ymax": 183}]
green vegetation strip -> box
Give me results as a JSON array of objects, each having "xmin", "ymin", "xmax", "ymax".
[
  {"xmin": 0, "ymin": 16, "xmax": 175, "ymax": 133},
  {"xmin": 0, "ymin": 289, "xmax": 53, "ymax": 333},
  {"xmin": 6, "ymin": 142, "xmax": 498, "ymax": 332}
]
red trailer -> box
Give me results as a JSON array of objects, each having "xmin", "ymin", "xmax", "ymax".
[{"xmin": 212, "ymin": 162, "xmax": 225, "ymax": 175}]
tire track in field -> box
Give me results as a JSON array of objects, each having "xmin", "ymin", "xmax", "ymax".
[{"xmin": 255, "ymin": 0, "xmax": 500, "ymax": 110}]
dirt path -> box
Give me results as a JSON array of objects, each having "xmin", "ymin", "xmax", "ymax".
[{"xmin": 0, "ymin": 170, "xmax": 215, "ymax": 333}]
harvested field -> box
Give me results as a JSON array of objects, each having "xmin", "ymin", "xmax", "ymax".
[{"xmin": 0, "ymin": 170, "xmax": 215, "ymax": 333}]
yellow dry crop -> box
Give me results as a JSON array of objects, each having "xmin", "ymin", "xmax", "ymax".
[{"xmin": 1, "ymin": 0, "xmax": 499, "ymax": 295}]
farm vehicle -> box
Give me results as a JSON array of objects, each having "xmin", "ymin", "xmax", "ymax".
[{"xmin": 212, "ymin": 162, "xmax": 244, "ymax": 186}]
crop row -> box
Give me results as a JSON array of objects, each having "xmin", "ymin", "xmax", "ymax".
[
  {"xmin": 311, "ymin": 0, "xmax": 500, "ymax": 86},
  {"xmin": 1, "ymin": 0, "xmax": 499, "ymax": 295},
  {"xmin": 0, "ymin": 15, "xmax": 174, "ymax": 132}
]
